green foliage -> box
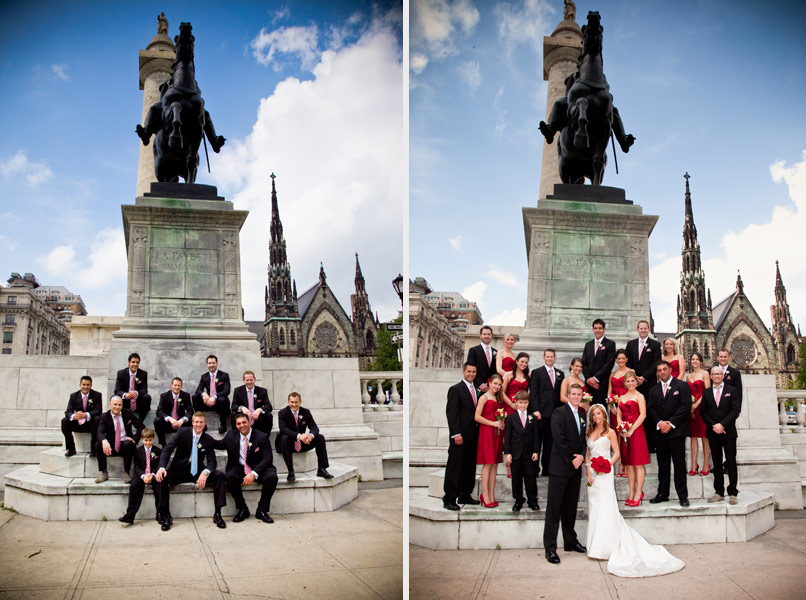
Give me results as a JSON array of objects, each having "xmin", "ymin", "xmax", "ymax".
[
  {"xmin": 367, "ymin": 326, "xmax": 402, "ymax": 372},
  {"xmin": 794, "ymin": 341, "xmax": 806, "ymax": 389}
]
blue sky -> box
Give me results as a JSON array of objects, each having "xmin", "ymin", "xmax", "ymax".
[
  {"xmin": 0, "ymin": 0, "xmax": 403, "ymax": 322},
  {"xmin": 410, "ymin": 0, "xmax": 806, "ymax": 334}
]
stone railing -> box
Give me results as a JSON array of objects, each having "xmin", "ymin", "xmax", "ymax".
[
  {"xmin": 777, "ymin": 389, "xmax": 806, "ymax": 431},
  {"xmin": 360, "ymin": 371, "xmax": 402, "ymax": 411}
]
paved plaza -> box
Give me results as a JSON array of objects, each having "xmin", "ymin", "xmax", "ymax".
[
  {"xmin": 410, "ymin": 510, "xmax": 806, "ymax": 599},
  {"xmin": 0, "ymin": 483, "xmax": 402, "ymax": 600}
]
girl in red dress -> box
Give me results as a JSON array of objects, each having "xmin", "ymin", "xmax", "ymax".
[
  {"xmin": 561, "ymin": 358, "xmax": 589, "ymax": 412},
  {"xmin": 607, "ymin": 349, "xmax": 630, "ymax": 477},
  {"xmin": 496, "ymin": 333, "xmax": 517, "ymax": 378},
  {"xmin": 616, "ymin": 370, "xmax": 650, "ymax": 506},
  {"xmin": 502, "ymin": 352, "xmax": 529, "ymax": 478},
  {"xmin": 686, "ymin": 351, "xmax": 712, "ymax": 475},
  {"xmin": 475, "ymin": 374, "xmax": 506, "ymax": 507},
  {"xmin": 662, "ymin": 338, "xmax": 687, "ymax": 381}
]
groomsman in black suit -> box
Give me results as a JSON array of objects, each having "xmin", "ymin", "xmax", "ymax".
[
  {"xmin": 529, "ymin": 349, "xmax": 564, "ymax": 476},
  {"xmin": 61, "ymin": 376, "xmax": 102, "ymax": 457},
  {"xmin": 155, "ymin": 412, "xmax": 228, "ymax": 530},
  {"xmin": 214, "ymin": 413, "xmax": 278, "ymax": 523},
  {"xmin": 442, "ymin": 363, "xmax": 481, "ymax": 510},
  {"xmin": 504, "ymin": 392, "xmax": 540, "ymax": 511},
  {"xmin": 716, "ymin": 349, "xmax": 743, "ymax": 411},
  {"xmin": 543, "ymin": 384, "xmax": 587, "ymax": 564},
  {"xmin": 230, "ymin": 370, "xmax": 273, "ymax": 434},
  {"xmin": 625, "ymin": 320, "xmax": 662, "ymax": 398},
  {"xmin": 702, "ymin": 367, "xmax": 741, "ymax": 505},
  {"xmin": 647, "ymin": 361, "xmax": 692, "ymax": 506},
  {"xmin": 581, "ymin": 319, "xmax": 616, "ymax": 409},
  {"xmin": 119, "ymin": 428, "xmax": 161, "ymax": 524},
  {"xmin": 466, "ymin": 325, "xmax": 496, "ymax": 393},
  {"xmin": 114, "ymin": 353, "xmax": 152, "ymax": 423},
  {"xmin": 95, "ymin": 396, "xmax": 143, "ymax": 484},
  {"xmin": 154, "ymin": 377, "xmax": 193, "ymax": 446},
  {"xmin": 192, "ymin": 355, "xmax": 231, "ymax": 434},
  {"xmin": 275, "ymin": 392, "xmax": 333, "ymax": 481}
]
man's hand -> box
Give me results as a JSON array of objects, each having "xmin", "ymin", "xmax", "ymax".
[
  {"xmin": 155, "ymin": 468, "xmax": 166, "ymax": 482},
  {"xmin": 712, "ymin": 423, "xmax": 726, "ymax": 435},
  {"xmin": 531, "ymin": 453, "xmax": 538, "ymax": 462},
  {"xmin": 74, "ymin": 411, "xmax": 87, "ymax": 421},
  {"xmin": 572, "ymin": 454, "xmax": 584, "ymax": 469},
  {"xmin": 243, "ymin": 472, "xmax": 256, "ymax": 486},
  {"xmin": 587, "ymin": 378, "xmax": 599, "ymax": 390},
  {"xmin": 505, "ymin": 454, "xmax": 512, "ymax": 465},
  {"xmin": 143, "ymin": 473, "xmax": 153, "ymax": 484},
  {"xmin": 453, "ymin": 434, "xmax": 463, "ymax": 446},
  {"xmin": 659, "ymin": 421, "xmax": 672, "ymax": 434},
  {"xmin": 196, "ymin": 472, "xmax": 208, "ymax": 489},
  {"xmin": 535, "ymin": 411, "xmax": 542, "ymax": 420},
  {"xmin": 253, "ymin": 408, "xmax": 263, "ymax": 417},
  {"xmin": 240, "ymin": 406, "xmax": 250, "ymax": 415},
  {"xmin": 168, "ymin": 417, "xmax": 181, "ymax": 430},
  {"xmin": 102, "ymin": 439, "xmax": 112, "ymax": 456},
  {"xmin": 205, "ymin": 396, "xmax": 216, "ymax": 407},
  {"xmin": 125, "ymin": 436, "xmax": 135, "ymax": 444},
  {"xmin": 300, "ymin": 433, "xmax": 314, "ymax": 445},
  {"xmin": 479, "ymin": 383, "xmax": 489, "ymax": 393},
  {"xmin": 636, "ymin": 376, "xmax": 645, "ymax": 385}
]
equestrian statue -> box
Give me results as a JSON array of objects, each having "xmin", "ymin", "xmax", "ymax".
[
  {"xmin": 539, "ymin": 11, "xmax": 635, "ymax": 186},
  {"xmin": 136, "ymin": 22, "xmax": 225, "ymax": 184}
]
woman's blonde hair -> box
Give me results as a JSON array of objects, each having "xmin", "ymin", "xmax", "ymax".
[
  {"xmin": 662, "ymin": 338, "xmax": 676, "ymax": 353},
  {"xmin": 586, "ymin": 403, "xmax": 610, "ymax": 436},
  {"xmin": 623, "ymin": 369, "xmax": 638, "ymax": 384}
]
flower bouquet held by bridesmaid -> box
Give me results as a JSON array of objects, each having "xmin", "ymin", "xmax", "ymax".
[
  {"xmin": 475, "ymin": 374, "xmax": 507, "ymax": 507},
  {"xmin": 686, "ymin": 352, "xmax": 711, "ymax": 476}
]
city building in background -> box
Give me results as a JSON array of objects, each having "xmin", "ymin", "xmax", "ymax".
[
  {"xmin": 409, "ymin": 278, "xmax": 464, "ymax": 369},
  {"xmin": 1, "ymin": 273, "xmax": 70, "ymax": 355},
  {"xmin": 422, "ymin": 290, "xmax": 483, "ymax": 333}
]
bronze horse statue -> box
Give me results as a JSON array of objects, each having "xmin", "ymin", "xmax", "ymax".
[
  {"xmin": 539, "ymin": 11, "xmax": 635, "ymax": 186},
  {"xmin": 136, "ymin": 22, "xmax": 225, "ymax": 184}
]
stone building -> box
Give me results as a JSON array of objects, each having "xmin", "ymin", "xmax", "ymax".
[
  {"xmin": 1, "ymin": 273, "xmax": 70, "ymax": 355},
  {"xmin": 32, "ymin": 284, "xmax": 87, "ymax": 322},
  {"xmin": 674, "ymin": 175, "xmax": 802, "ymax": 386},
  {"xmin": 422, "ymin": 290, "xmax": 483, "ymax": 332},
  {"xmin": 409, "ymin": 279, "xmax": 464, "ymax": 369},
  {"xmin": 263, "ymin": 175, "xmax": 379, "ymax": 366}
]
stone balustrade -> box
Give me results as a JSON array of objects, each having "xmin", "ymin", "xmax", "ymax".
[
  {"xmin": 777, "ymin": 389, "xmax": 806, "ymax": 431},
  {"xmin": 360, "ymin": 371, "xmax": 402, "ymax": 411}
]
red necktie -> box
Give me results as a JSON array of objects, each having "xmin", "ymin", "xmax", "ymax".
[
  {"xmin": 129, "ymin": 373, "xmax": 136, "ymax": 411},
  {"xmin": 715, "ymin": 386, "xmax": 722, "ymax": 407},
  {"xmin": 114, "ymin": 416, "xmax": 121, "ymax": 452},
  {"xmin": 145, "ymin": 448, "xmax": 151, "ymax": 475},
  {"xmin": 293, "ymin": 412, "xmax": 302, "ymax": 451},
  {"xmin": 172, "ymin": 395, "xmax": 178, "ymax": 420},
  {"xmin": 484, "ymin": 346, "xmax": 491, "ymax": 367},
  {"xmin": 242, "ymin": 436, "xmax": 252, "ymax": 475}
]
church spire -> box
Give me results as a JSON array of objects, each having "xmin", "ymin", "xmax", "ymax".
[{"xmin": 771, "ymin": 260, "xmax": 797, "ymax": 347}]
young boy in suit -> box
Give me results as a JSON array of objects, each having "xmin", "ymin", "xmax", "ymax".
[
  {"xmin": 504, "ymin": 391, "xmax": 540, "ymax": 511},
  {"xmin": 119, "ymin": 428, "xmax": 161, "ymax": 524}
]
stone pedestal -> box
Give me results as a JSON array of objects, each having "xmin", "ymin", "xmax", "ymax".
[{"xmin": 518, "ymin": 185, "xmax": 658, "ymax": 364}]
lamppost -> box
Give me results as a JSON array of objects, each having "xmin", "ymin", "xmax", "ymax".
[{"xmin": 392, "ymin": 274, "xmax": 403, "ymax": 305}]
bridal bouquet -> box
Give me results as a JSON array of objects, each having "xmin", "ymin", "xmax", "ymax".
[
  {"xmin": 587, "ymin": 455, "xmax": 612, "ymax": 486},
  {"xmin": 494, "ymin": 407, "xmax": 507, "ymax": 436}
]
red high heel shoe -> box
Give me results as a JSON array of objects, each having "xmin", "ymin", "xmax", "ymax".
[
  {"xmin": 688, "ymin": 463, "xmax": 699, "ymax": 476},
  {"xmin": 636, "ymin": 492, "xmax": 644, "ymax": 506},
  {"xmin": 625, "ymin": 498, "xmax": 636, "ymax": 507},
  {"xmin": 480, "ymin": 494, "xmax": 496, "ymax": 508},
  {"xmin": 700, "ymin": 467, "xmax": 710, "ymax": 476}
]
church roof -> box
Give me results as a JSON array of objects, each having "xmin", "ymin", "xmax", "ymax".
[
  {"xmin": 297, "ymin": 282, "xmax": 320, "ymax": 317},
  {"xmin": 712, "ymin": 291, "xmax": 737, "ymax": 329}
]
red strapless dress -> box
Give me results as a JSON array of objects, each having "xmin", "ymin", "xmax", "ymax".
[
  {"xmin": 669, "ymin": 359, "xmax": 680, "ymax": 379},
  {"xmin": 609, "ymin": 374, "xmax": 628, "ymax": 429},
  {"xmin": 477, "ymin": 397, "xmax": 504, "ymax": 465},
  {"xmin": 617, "ymin": 400, "xmax": 650, "ymax": 466},
  {"xmin": 688, "ymin": 379, "xmax": 707, "ymax": 438},
  {"xmin": 501, "ymin": 355, "xmax": 516, "ymax": 373},
  {"xmin": 506, "ymin": 377, "xmax": 529, "ymax": 416}
]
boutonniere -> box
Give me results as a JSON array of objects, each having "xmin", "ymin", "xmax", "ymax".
[
  {"xmin": 150, "ymin": 452, "xmax": 157, "ymax": 459},
  {"xmin": 197, "ymin": 443, "xmax": 202, "ymax": 449},
  {"xmin": 215, "ymin": 378, "xmax": 219, "ymax": 384},
  {"xmin": 527, "ymin": 415, "xmax": 533, "ymax": 423},
  {"xmin": 136, "ymin": 378, "xmax": 141, "ymax": 384},
  {"xmin": 248, "ymin": 442, "xmax": 253, "ymax": 447}
]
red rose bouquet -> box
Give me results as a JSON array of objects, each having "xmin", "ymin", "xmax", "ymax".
[
  {"xmin": 606, "ymin": 393, "xmax": 620, "ymax": 408},
  {"xmin": 616, "ymin": 420, "xmax": 632, "ymax": 448},
  {"xmin": 587, "ymin": 455, "xmax": 612, "ymax": 486}
]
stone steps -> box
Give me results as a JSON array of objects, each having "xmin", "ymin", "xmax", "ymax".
[{"xmin": 409, "ymin": 487, "xmax": 775, "ymax": 550}]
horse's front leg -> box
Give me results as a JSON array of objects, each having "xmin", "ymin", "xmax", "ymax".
[
  {"xmin": 167, "ymin": 102, "xmax": 183, "ymax": 151},
  {"xmin": 573, "ymin": 97, "xmax": 589, "ymax": 149}
]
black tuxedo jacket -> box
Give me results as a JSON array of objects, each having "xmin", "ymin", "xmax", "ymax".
[
  {"xmin": 277, "ymin": 406, "xmax": 319, "ymax": 438},
  {"xmin": 529, "ymin": 366, "xmax": 564, "ymax": 418},
  {"xmin": 158, "ymin": 427, "xmax": 218, "ymax": 473},
  {"xmin": 626, "ymin": 337, "xmax": 662, "ymax": 390},
  {"xmin": 503, "ymin": 411, "xmax": 540, "ymax": 460},
  {"xmin": 193, "ymin": 370, "xmax": 231, "ymax": 402},
  {"xmin": 646, "ymin": 378, "xmax": 692, "ymax": 439},
  {"xmin": 231, "ymin": 385, "xmax": 272, "ymax": 417},
  {"xmin": 132, "ymin": 444, "xmax": 162, "ymax": 479},
  {"xmin": 466, "ymin": 344, "xmax": 497, "ymax": 389},
  {"xmin": 64, "ymin": 389, "xmax": 103, "ymax": 420},
  {"xmin": 155, "ymin": 390, "xmax": 193, "ymax": 422},
  {"xmin": 721, "ymin": 366, "xmax": 743, "ymax": 409},
  {"xmin": 114, "ymin": 368, "xmax": 149, "ymax": 398},
  {"xmin": 581, "ymin": 337, "xmax": 616, "ymax": 396},
  {"xmin": 701, "ymin": 383, "xmax": 740, "ymax": 438},
  {"xmin": 96, "ymin": 409, "xmax": 143, "ymax": 445},
  {"xmin": 445, "ymin": 380, "xmax": 479, "ymax": 441},
  {"xmin": 214, "ymin": 428, "xmax": 275, "ymax": 477},
  {"xmin": 548, "ymin": 404, "xmax": 586, "ymax": 477}
]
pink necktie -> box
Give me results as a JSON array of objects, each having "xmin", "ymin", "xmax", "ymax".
[
  {"xmin": 639, "ymin": 339, "xmax": 645, "ymax": 359},
  {"xmin": 293, "ymin": 412, "xmax": 302, "ymax": 451},
  {"xmin": 595, "ymin": 340, "xmax": 600, "ymax": 355},
  {"xmin": 715, "ymin": 386, "xmax": 722, "ymax": 407},
  {"xmin": 78, "ymin": 395, "xmax": 87, "ymax": 425},
  {"xmin": 469, "ymin": 384, "xmax": 477, "ymax": 406},
  {"xmin": 242, "ymin": 437, "xmax": 252, "ymax": 475},
  {"xmin": 520, "ymin": 412, "xmax": 526, "ymax": 428},
  {"xmin": 248, "ymin": 389, "xmax": 255, "ymax": 424},
  {"xmin": 145, "ymin": 448, "xmax": 151, "ymax": 475},
  {"xmin": 485, "ymin": 346, "xmax": 491, "ymax": 367},
  {"xmin": 210, "ymin": 374, "xmax": 215, "ymax": 397},
  {"xmin": 549, "ymin": 368, "xmax": 555, "ymax": 386},
  {"xmin": 172, "ymin": 395, "xmax": 178, "ymax": 420},
  {"xmin": 114, "ymin": 416, "xmax": 121, "ymax": 452},
  {"xmin": 129, "ymin": 373, "xmax": 137, "ymax": 411}
]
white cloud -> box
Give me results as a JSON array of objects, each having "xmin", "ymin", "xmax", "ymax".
[
  {"xmin": 411, "ymin": 52, "xmax": 429, "ymax": 75},
  {"xmin": 650, "ymin": 150, "xmax": 806, "ymax": 333},
  {"xmin": 411, "ymin": 0, "xmax": 480, "ymax": 73},
  {"xmin": 0, "ymin": 150, "xmax": 53, "ymax": 185},
  {"xmin": 483, "ymin": 269, "xmax": 519, "ymax": 287},
  {"xmin": 457, "ymin": 60, "xmax": 481, "ymax": 93},
  {"xmin": 215, "ymin": 16, "xmax": 403, "ymax": 322},
  {"xmin": 462, "ymin": 280, "xmax": 487, "ymax": 305},
  {"xmin": 488, "ymin": 307, "xmax": 527, "ymax": 326},
  {"xmin": 251, "ymin": 24, "xmax": 320, "ymax": 71},
  {"xmin": 494, "ymin": 0, "xmax": 554, "ymax": 57},
  {"xmin": 51, "ymin": 63, "xmax": 69, "ymax": 80},
  {"xmin": 36, "ymin": 244, "xmax": 77, "ymax": 274},
  {"xmin": 448, "ymin": 234, "xmax": 463, "ymax": 251}
]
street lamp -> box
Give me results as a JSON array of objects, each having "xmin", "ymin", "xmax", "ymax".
[{"xmin": 392, "ymin": 274, "xmax": 403, "ymax": 305}]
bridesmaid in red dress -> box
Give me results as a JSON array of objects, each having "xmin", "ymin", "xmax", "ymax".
[
  {"xmin": 496, "ymin": 333, "xmax": 517, "ymax": 378},
  {"xmin": 686, "ymin": 352, "xmax": 712, "ymax": 476},
  {"xmin": 561, "ymin": 358, "xmax": 588, "ymax": 411},
  {"xmin": 475, "ymin": 374, "xmax": 506, "ymax": 507},
  {"xmin": 662, "ymin": 338, "xmax": 687, "ymax": 381},
  {"xmin": 607, "ymin": 349, "xmax": 630, "ymax": 477},
  {"xmin": 616, "ymin": 370, "xmax": 650, "ymax": 506},
  {"xmin": 502, "ymin": 352, "xmax": 529, "ymax": 478}
]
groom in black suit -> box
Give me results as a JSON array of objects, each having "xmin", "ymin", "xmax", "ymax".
[
  {"xmin": 529, "ymin": 349, "xmax": 563, "ymax": 477},
  {"xmin": 543, "ymin": 383, "xmax": 587, "ymax": 564},
  {"xmin": 466, "ymin": 325, "xmax": 496, "ymax": 393},
  {"xmin": 581, "ymin": 319, "xmax": 616, "ymax": 409},
  {"xmin": 442, "ymin": 363, "xmax": 481, "ymax": 510},
  {"xmin": 647, "ymin": 361, "xmax": 692, "ymax": 506}
]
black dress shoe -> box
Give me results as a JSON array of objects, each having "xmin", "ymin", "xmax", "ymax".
[
  {"xmin": 679, "ymin": 499, "xmax": 690, "ymax": 507},
  {"xmin": 287, "ymin": 472, "xmax": 296, "ymax": 482},
  {"xmin": 545, "ymin": 551, "xmax": 561, "ymax": 564},
  {"xmin": 255, "ymin": 509, "xmax": 274, "ymax": 523},
  {"xmin": 528, "ymin": 503, "xmax": 540, "ymax": 512},
  {"xmin": 317, "ymin": 469, "xmax": 334, "ymax": 479},
  {"xmin": 443, "ymin": 501, "xmax": 460, "ymax": 511},
  {"xmin": 64, "ymin": 449, "xmax": 76, "ymax": 457},
  {"xmin": 161, "ymin": 515, "xmax": 173, "ymax": 531},
  {"xmin": 118, "ymin": 514, "xmax": 134, "ymax": 524},
  {"xmin": 564, "ymin": 541, "xmax": 587, "ymax": 553},
  {"xmin": 512, "ymin": 501, "xmax": 523, "ymax": 511},
  {"xmin": 233, "ymin": 507, "xmax": 250, "ymax": 523},
  {"xmin": 155, "ymin": 512, "xmax": 164, "ymax": 524},
  {"xmin": 459, "ymin": 497, "xmax": 480, "ymax": 505},
  {"xmin": 213, "ymin": 512, "xmax": 227, "ymax": 528},
  {"xmin": 649, "ymin": 496, "xmax": 669, "ymax": 504}
]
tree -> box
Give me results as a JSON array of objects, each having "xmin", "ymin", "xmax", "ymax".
[
  {"xmin": 367, "ymin": 326, "xmax": 402, "ymax": 372},
  {"xmin": 791, "ymin": 341, "xmax": 806, "ymax": 389}
]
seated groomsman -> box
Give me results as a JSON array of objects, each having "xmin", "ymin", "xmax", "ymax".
[
  {"xmin": 61, "ymin": 375, "xmax": 102, "ymax": 457},
  {"xmin": 95, "ymin": 396, "xmax": 143, "ymax": 484},
  {"xmin": 466, "ymin": 325, "xmax": 496, "ymax": 393},
  {"xmin": 114, "ymin": 353, "xmax": 152, "ymax": 423},
  {"xmin": 581, "ymin": 319, "xmax": 616, "ymax": 409},
  {"xmin": 192, "ymin": 355, "xmax": 231, "ymax": 434},
  {"xmin": 702, "ymin": 366, "xmax": 741, "ymax": 505},
  {"xmin": 716, "ymin": 349, "xmax": 743, "ymax": 411},
  {"xmin": 154, "ymin": 377, "xmax": 194, "ymax": 446},
  {"xmin": 155, "ymin": 412, "xmax": 227, "ymax": 530},
  {"xmin": 230, "ymin": 370, "xmax": 273, "ymax": 434},
  {"xmin": 119, "ymin": 428, "xmax": 161, "ymax": 524},
  {"xmin": 276, "ymin": 392, "xmax": 333, "ymax": 482},
  {"xmin": 214, "ymin": 413, "xmax": 278, "ymax": 523}
]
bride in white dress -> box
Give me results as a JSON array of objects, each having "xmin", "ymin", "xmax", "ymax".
[{"xmin": 585, "ymin": 404, "xmax": 685, "ymax": 577}]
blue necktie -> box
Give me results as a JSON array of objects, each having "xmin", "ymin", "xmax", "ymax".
[{"xmin": 191, "ymin": 434, "xmax": 199, "ymax": 476}]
